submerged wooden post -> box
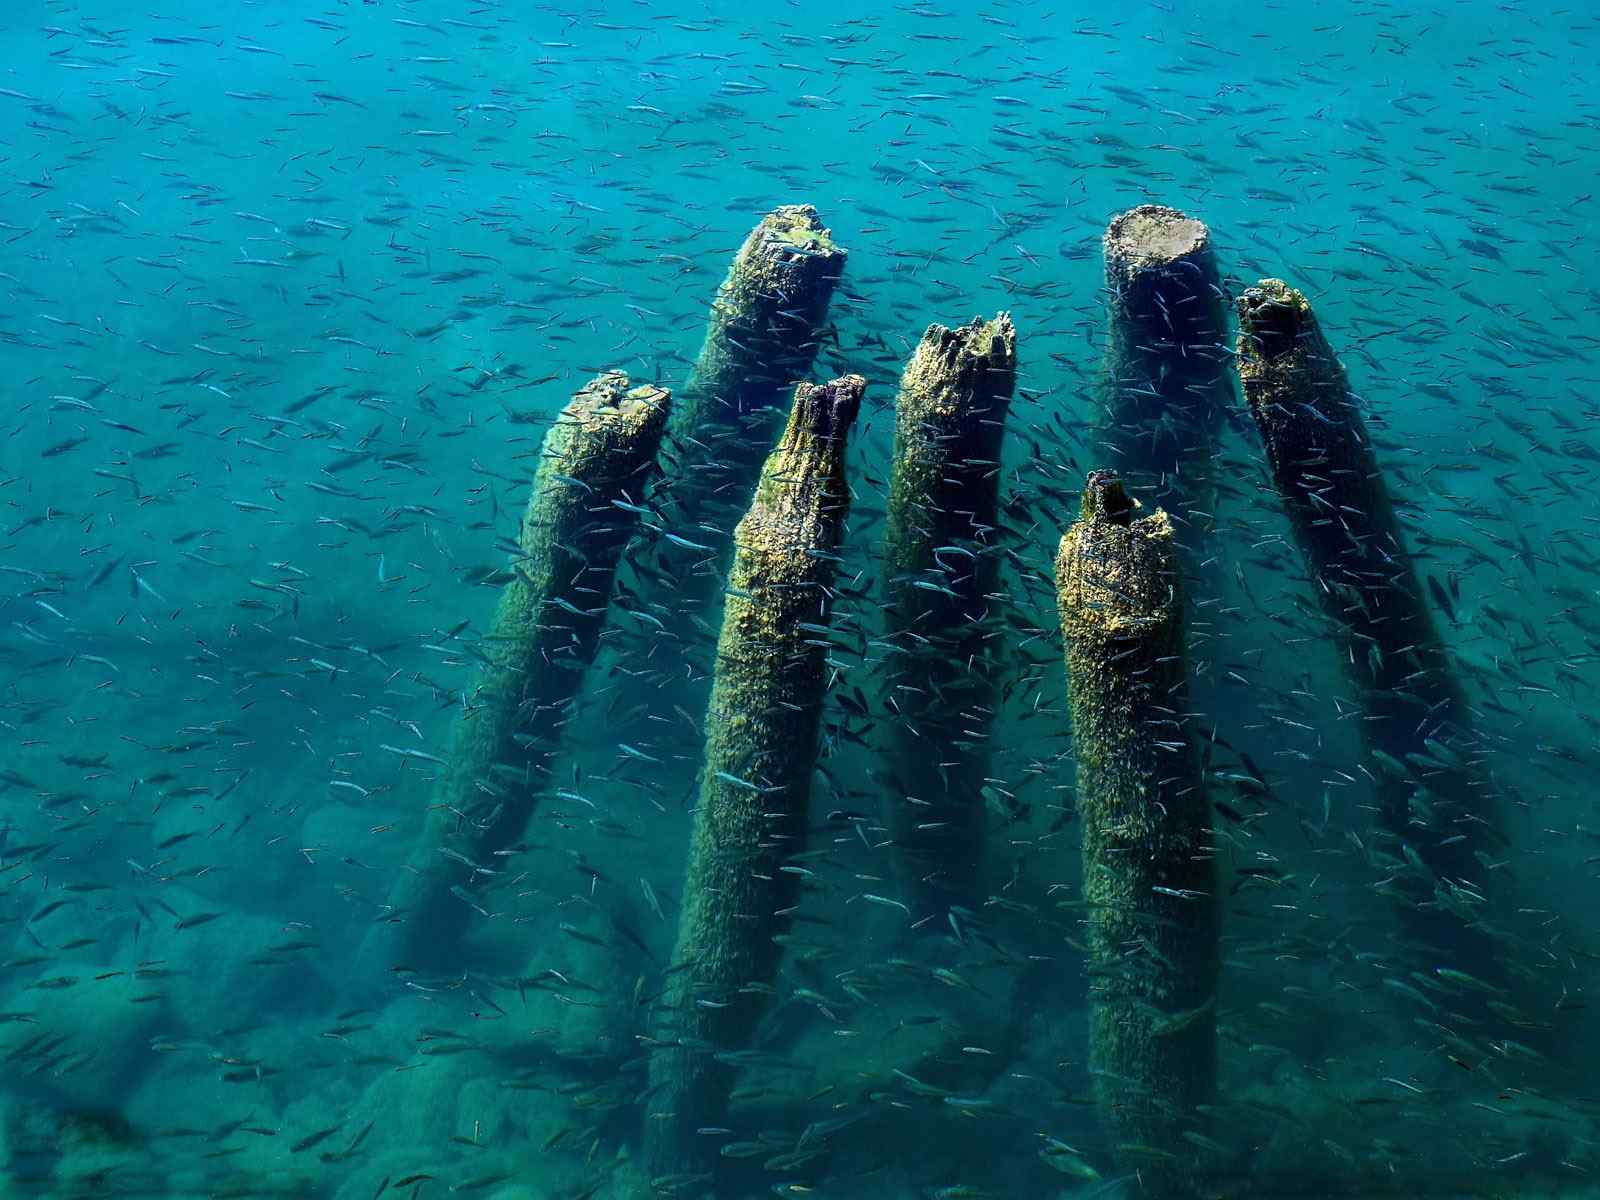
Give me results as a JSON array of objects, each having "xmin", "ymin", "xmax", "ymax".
[
  {"xmin": 1055, "ymin": 471, "xmax": 1218, "ymax": 1185},
  {"xmin": 881, "ymin": 314, "xmax": 1017, "ymax": 926},
  {"xmin": 643, "ymin": 375, "xmax": 864, "ymax": 1193},
  {"xmin": 661, "ymin": 204, "xmax": 846, "ymax": 614},
  {"xmin": 360, "ymin": 372, "xmax": 670, "ymax": 975},
  {"xmin": 1235, "ymin": 279, "xmax": 1501, "ymax": 969},
  {"xmin": 1098, "ymin": 204, "xmax": 1232, "ymax": 543}
]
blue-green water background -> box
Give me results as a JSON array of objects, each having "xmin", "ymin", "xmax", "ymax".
[{"xmin": 2, "ymin": 0, "xmax": 1598, "ymax": 1196}]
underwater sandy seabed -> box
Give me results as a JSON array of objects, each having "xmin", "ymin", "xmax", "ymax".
[{"xmin": 2, "ymin": 0, "xmax": 1600, "ymax": 1196}]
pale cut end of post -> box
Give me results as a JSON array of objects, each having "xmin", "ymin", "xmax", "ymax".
[
  {"xmin": 564, "ymin": 370, "xmax": 672, "ymax": 437},
  {"xmin": 734, "ymin": 204, "xmax": 847, "ymax": 297},
  {"xmin": 759, "ymin": 203, "xmax": 845, "ymax": 260},
  {"xmin": 542, "ymin": 370, "xmax": 671, "ymax": 492},
  {"xmin": 1104, "ymin": 203, "xmax": 1213, "ymax": 281}
]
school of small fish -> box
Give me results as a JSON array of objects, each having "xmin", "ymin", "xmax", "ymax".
[{"xmin": 1, "ymin": 1, "xmax": 1598, "ymax": 1198}]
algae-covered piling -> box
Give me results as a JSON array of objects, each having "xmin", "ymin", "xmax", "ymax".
[
  {"xmin": 1055, "ymin": 472, "xmax": 1218, "ymax": 1180},
  {"xmin": 1235, "ymin": 279, "xmax": 1499, "ymax": 965},
  {"xmin": 662, "ymin": 205, "xmax": 846, "ymax": 612},
  {"xmin": 1099, "ymin": 205, "xmax": 1232, "ymax": 539},
  {"xmin": 362, "ymin": 372, "xmax": 670, "ymax": 974},
  {"xmin": 644, "ymin": 374, "xmax": 864, "ymax": 1189},
  {"xmin": 881, "ymin": 314, "xmax": 1017, "ymax": 924}
]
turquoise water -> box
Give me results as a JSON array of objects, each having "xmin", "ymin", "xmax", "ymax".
[{"xmin": 1, "ymin": 0, "xmax": 1598, "ymax": 1196}]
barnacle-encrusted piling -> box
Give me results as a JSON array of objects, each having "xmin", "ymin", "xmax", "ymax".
[
  {"xmin": 1055, "ymin": 472, "xmax": 1218, "ymax": 1181},
  {"xmin": 1235, "ymin": 279, "xmax": 1499, "ymax": 967},
  {"xmin": 1099, "ymin": 205, "xmax": 1232, "ymax": 541},
  {"xmin": 644, "ymin": 375, "xmax": 864, "ymax": 1189},
  {"xmin": 662, "ymin": 205, "xmax": 846, "ymax": 612},
  {"xmin": 362, "ymin": 373, "xmax": 670, "ymax": 974},
  {"xmin": 881, "ymin": 315, "xmax": 1017, "ymax": 924}
]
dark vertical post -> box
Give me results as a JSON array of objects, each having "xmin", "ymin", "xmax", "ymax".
[
  {"xmin": 661, "ymin": 205, "xmax": 846, "ymax": 618},
  {"xmin": 1235, "ymin": 279, "xmax": 1501, "ymax": 970},
  {"xmin": 643, "ymin": 376, "xmax": 864, "ymax": 1192},
  {"xmin": 1099, "ymin": 205, "xmax": 1232, "ymax": 546},
  {"xmin": 1056, "ymin": 472, "xmax": 1219, "ymax": 1189},
  {"xmin": 359, "ymin": 373, "xmax": 670, "ymax": 975},
  {"xmin": 881, "ymin": 314, "xmax": 1017, "ymax": 925}
]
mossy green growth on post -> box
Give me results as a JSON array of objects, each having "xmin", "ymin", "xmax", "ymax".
[
  {"xmin": 1055, "ymin": 471, "xmax": 1218, "ymax": 1187},
  {"xmin": 644, "ymin": 375, "xmax": 864, "ymax": 1193},
  {"xmin": 881, "ymin": 314, "xmax": 1017, "ymax": 925},
  {"xmin": 661, "ymin": 205, "xmax": 846, "ymax": 614},
  {"xmin": 1099, "ymin": 204, "xmax": 1232, "ymax": 544},
  {"xmin": 362, "ymin": 372, "xmax": 670, "ymax": 976},
  {"xmin": 1236, "ymin": 279, "xmax": 1500, "ymax": 972}
]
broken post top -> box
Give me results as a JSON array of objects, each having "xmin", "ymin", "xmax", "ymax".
[
  {"xmin": 744, "ymin": 374, "xmax": 863, "ymax": 539},
  {"xmin": 1057, "ymin": 471, "xmax": 1179, "ymax": 640},
  {"xmin": 762, "ymin": 203, "xmax": 843, "ymax": 253},
  {"xmin": 1228, "ymin": 278, "xmax": 1356, "ymax": 438},
  {"xmin": 735, "ymin": 203, "xmax": 847, "ymax": 293},
  {"xmin": 541, "ymin": 370, "xmax": 671, "ymax": 488},
  {"xmin": 898, "ymin": 313, "xmax": 1017, "ymax": 432},
  {"xmin": 562, "ymin": 370, "xmax": 672, "ymax": 438},
  {"xmin": 783, "ymin": 373, "xmax": 865, "ymax": 451},
  {"xmin": 1104, "ymin": 203, "xmax": 1215, "ymax": 284},
  {"xmin": 1235, "ymin": 277, "xmax": 1330, "ymax": 369},
  {"xmin": 733, "ymin": 374, "xmax": 864, "ymax": 603},
  {"xmin": 1080, "ymin": 468, "xmax": 1137, "ymax": 526}
]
